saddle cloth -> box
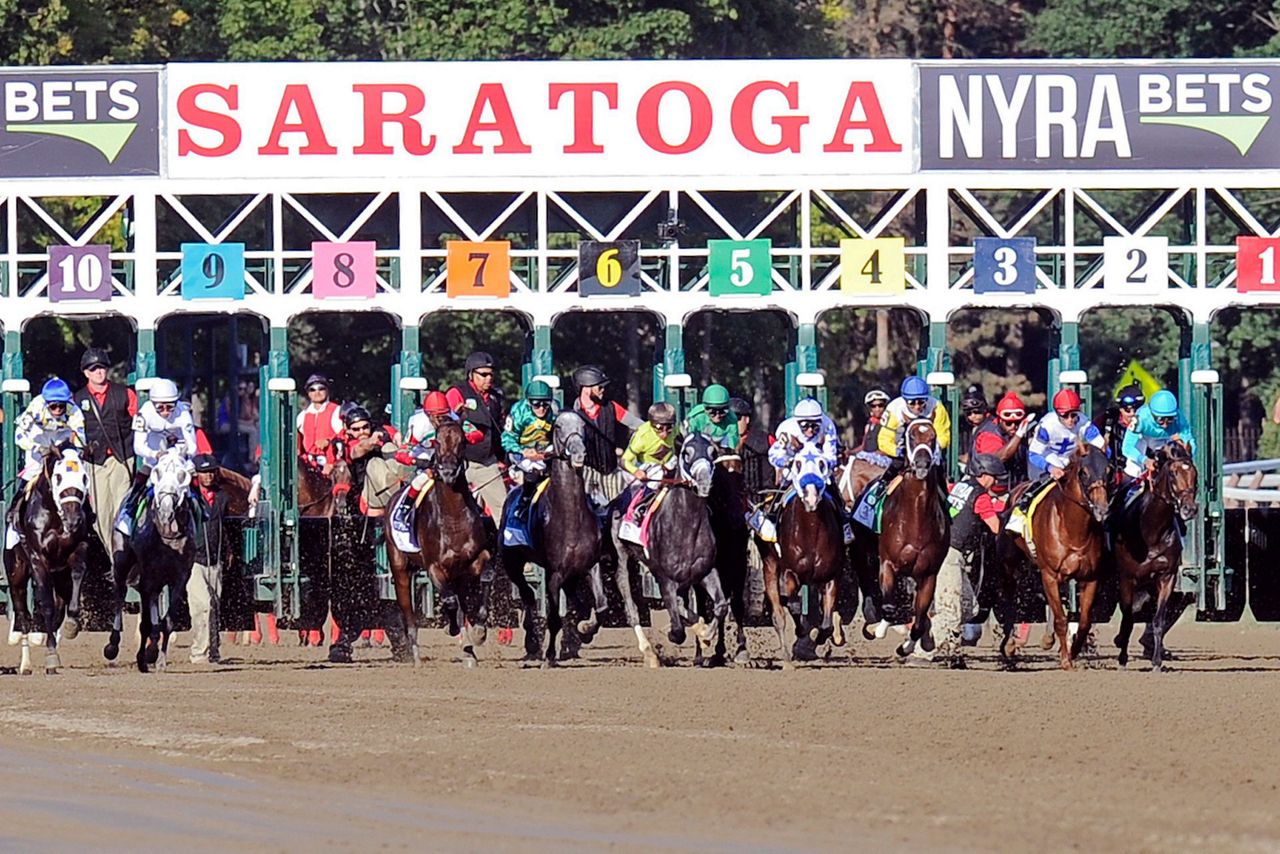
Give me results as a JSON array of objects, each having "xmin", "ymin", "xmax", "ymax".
[
  {"xmin": 619, "ymin": 486, "xmax": 670, "ymax": 552},
  {"xmin": 501, "ymin": 478, "xmax": 551, "ymax": 548},
  {"xmin": 852, "ymin": 475, "xmax": 903, "ymax": 533},
  {"xmin": 1007, "ymin": 480, "xmax": 1058, "ymax": 552}
]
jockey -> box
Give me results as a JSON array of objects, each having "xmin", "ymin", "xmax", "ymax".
[
  {"xmin": 296, "ymin": 374, "xmax": 343, "ymax": 473},
  {"xmin": 1012, "ymin": 388, "xmax": 1105, "ymax": 520},
  {"xmin": 768, "ymin": 398, "xmax": 839, "ymax": 485},
  {"xmin": 116, "ymin": 378, "xmax": 198, "ymax": 537},
  {"xmin": 684, "ymin": 384, "xmax": 739, "ymax": 450},
  {"xmin": 617, "ymin": 402, "xmax": 678, "ymax": 541},
  {"xmin": 501, "ymin": 380, "xmax": 557, "ymax": 529},
  {"xmin": 391, "ymin": 390, "xmax": 459, "ymax": 536},
  {"xmin": 15, "ymin": 378, "xmax": 87, "ymax": 483},
  {"xmin": 1120, "ymin": 389, "xmax": 1196, "ymax": 482},
  {"xmin": 876, "ymin": 375, "xmax": 952, "ymax": 465},
  {"xmin": 856, "ymin": 389, "xmax": 891, "ymax": 465},
  {"xmin": 966, "ymin": 391, "xmax": 1034, "ymax": 484}
]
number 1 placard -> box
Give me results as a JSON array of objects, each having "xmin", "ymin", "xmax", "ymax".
[
  {"xmin": 1236, "ymin": 236, "xmax": 1280, "ymax": 293},
  {"xmin": 181, "ymin": 243, "xmax": 245, "ymax": 300},
  {"xmin": 48, "ymin": 245, "xmax": 112, "ymax": 302},
  {"xmin": 313, "ymin": 241, "xmax": 377, "ymax": 299},
  {"xmin": 840, "ymin": 237, "xmax": 905, "ymax": 294},
  {"xmin": 1103, "ymin": 236, "xmax": 1168, "ymax": 294},
  {"xmin": 446, "ymin": 240, "xmax": 511, "ymax": 298}
]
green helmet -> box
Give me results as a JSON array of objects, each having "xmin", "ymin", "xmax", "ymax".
[
  {"xmin": 701, "ymin": 384, "xmax": 730, "ymax": 407},
  {"xmin": 524, "ymin": 379, "xmax": 553, "ymax": 401}
]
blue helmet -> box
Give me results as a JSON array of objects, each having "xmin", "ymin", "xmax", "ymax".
[
  {"xmin": 1149, "ymin": 389, "xmax": 1178, "ymax": 418},
  {"xmin": 900, "ymin": 375, "xmax": 930, "ymax": 400},
  {"xmin": 41, "ymin": 378, "xmax": 72, "ymax": 404}
]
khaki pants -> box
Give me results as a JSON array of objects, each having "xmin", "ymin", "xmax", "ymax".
[
  {"xmin": 87, "ymin": 456, "xmax": 132, "ymax": 548},
  {"xmin": 932, "ymin": 546, "xmax": 978, "ymax": 657},
  {"xmin": 467, "ymin": 461, "xmax": 510, "ymax": 519},
  {"xmin": 187, "ymin": 561, "xmax": 222, "ymax": 663},
  {"xmin": 362, "ymin": 457, "xmax": 406, "ymax": 511}
]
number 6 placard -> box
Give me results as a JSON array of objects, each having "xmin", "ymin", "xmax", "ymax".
[
  {"xmin": 1103, "ymin": 236, "xmax": 1168, "ymax": 295},
  {"xmin": 313, "ymin": 241, "xmax": 376, "ymax": 299},
  {"xmin": 446, "ymin": 240, "xmax": 511, "ymax": 298},
  {"xmin": 578, "ymin": 240, "xmax": 641, "ymax": 297},
  {"xmin": 48, "ymin": 245, "xmax": 112, "ymax": 302},
  {"xmin": 181, "ymin": 243, "xmax": 245, "ymax": 300}
]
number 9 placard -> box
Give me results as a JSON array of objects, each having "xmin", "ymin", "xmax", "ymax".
[
  {"xmin": 974, "ymin": 237, "xmax": 1037, "ymax": 294},
  {"xmin": 181, "ymin": 243, "xmax": 245, "ymax": 300},
  {"xmin": 1103, "ymin": 236, "xmax": 1168, "ymax": 294},
  {"xmin": 313, "ymin": 241, "xmax": 376, "ymax": 299},
  {"xmin": 578, "ymin": 240, "xmax": 641, "ymax": 297}
]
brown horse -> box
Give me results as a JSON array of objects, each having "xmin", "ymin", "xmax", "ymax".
[
  {"xmin": 382, "ymin": 420, "xmax": 491, "ymax": 666},
  {"xmin": 758, "ymin": 449, "xmax": 846, "ymax": 668},
  {"xmin": 871, "ymin": 418, "xmax": 949, "ymax": 658},
  {"xmin": 298, "ymin": 450, "xmax": 354, "ymax": 518},
  {"xmin": 1002, "ymin": 443, "xmax": 1111, "ymax": 670},
  {"xmin": 1112, "ymin": 442, "xmax": 1198, "ymax": 670},
  {"xmin": 216, "ymin": 467, "xmax": 254, "ymax": 516}
]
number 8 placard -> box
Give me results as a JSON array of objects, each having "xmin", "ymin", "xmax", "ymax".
[
  {"xmin": 181, "ymin": 243, "xmax": 245, "ymax": 300},
  {"xmin": 313, "ymin": 241, "xmax": 376, "ymax": 299},
  {"xmin": 1103, "ymin": 236, "xmax": 1168, "ymax": 295}
]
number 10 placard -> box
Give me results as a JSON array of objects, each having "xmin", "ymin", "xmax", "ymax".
[{"xmin": 48, "ymin": 245, "xmax": 112, "ymax": 302}]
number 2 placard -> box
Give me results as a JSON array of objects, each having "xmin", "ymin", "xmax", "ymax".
[
  {"xmin": 48, "ymin": 245, "xmax": 112, "ymax": 302},
  {"xmin": 446, "ymin": 240, "xmax": 511, "ymax": 298},
  {"xmin": 181, "ymin": 243, "xmax": 245, "ymax": 300},
  {"xmin": 1103, "ymin": 236, "xmax": 1168, "ymax": 295},
  {"xmin": 313, "ymin": 241, "xmax": 376, "ymax": 299}
]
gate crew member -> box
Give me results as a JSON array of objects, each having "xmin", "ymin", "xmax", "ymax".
[
  {"xmin": 447, "ymin": 352, "xmax": 508, "ymax": 520},
  {"xmin": 296, "ymin": 374, "xmax": 343, "ymax": 475},
  {"xmin": 572, "ymin": 365, "xmax": 642, "ymax": 510},
  {"xmin": 967, "ymin": 391, "xmax": 1033, "ymax": 484},
  {"xmin": 684, "ymin": 384, "xmax": 739, "ymax": 450},
  {"xmin": 856, "ymin": 389, "xmax": 891, "ymax": 462},
  {"xmin": 343, "ymin": 404, "xmax": 401, "ymax": 517},
  {"xmin": 957, "ymin": 384, "xmax": 990, "ymax": 467},
  {"xmin": 189, "ymin": 454, "xmax": 230, "ymax": 665},
  {"xmin": 74, "ymin": 347, "xmax": 137, "ymax": 550}
]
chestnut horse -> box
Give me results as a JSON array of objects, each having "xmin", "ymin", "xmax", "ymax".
[
  {"xmin": 1112, "ymin": 442, "xmax": 1198, "ymax": 670},
  {"xmin": 298, "ymin": 446, "xmax": 354, "ymax": 518},
  {"xmin": 1001, "ymin": 443, "xmax": 1111, "ymax": 670}
]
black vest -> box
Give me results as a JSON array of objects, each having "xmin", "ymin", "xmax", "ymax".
[
  {"xmin": 948, "ymin": 478, "xmax": 993, "ymax": 554},
  {"xmin": 576, "ymin": 399, "xmax": 626, "ymax": 473},
  {"xmin": 965, "ymin": 418, "xmax": 1027, "ymax": 484},
  {"xmin": 449, "ymin": 383, "xmax": 505, "ymax": 466},
  {"xmin": 74, "ymin": 383, "xmax": 134, "ymax": 465}
]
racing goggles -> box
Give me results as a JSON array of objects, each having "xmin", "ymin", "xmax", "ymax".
[
  {"xmin": 1155, "ymin": 415, "xmax": 1174, "ymax": 427},
  {"xmin": 529, "ymin": 399, "xmax": 552, "ymax": 408},
  {"xmin": 905, "ymin": 397, "xmax": 928, "ymax": 409},
  {"xmin": 706, "ymin": 406, "xmax": 728, "ymax": 417},
  {"xmin": 798, "ymin": 419, "xmax": 821, "ymax": 432},
  {"xmin": 997, "ymin": 407, "xmax": 1024, "ymax": 422}
]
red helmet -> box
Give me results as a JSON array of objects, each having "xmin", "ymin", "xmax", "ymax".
[
  {"xmin": 995, "ymin": 392, "xmax": 1026, "ymax": 419},
  {"xmin": 1052, "ymin": 388, "xmax": 1082, "ymax": 415},
  {"xmin": 423, "ymin": 390, "xmax": 450, "ymax": 416}
]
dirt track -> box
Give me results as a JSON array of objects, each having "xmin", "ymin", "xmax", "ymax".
[{"xmin": 2, "ymin": 620, "xmax": 1279, "ymax": 852}]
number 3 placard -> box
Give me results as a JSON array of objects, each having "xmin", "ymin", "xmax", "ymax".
[
  {"xmin": 181, "ymin": 243, "xmax": 245, "ymax": 300},
  {"xmin": 313, "ymin": 241, "xmax": 376, "ymax": 299},
  {"xmin": 446, "ymin": 240, "xmax": 511, "ymax": 298},
  {"xmin": 974, "ymin": 237, "xmax": 1037, "ymax": 294},
  {"xmin": 1103, "ymin": 236, "xmax": 1168, "ymax": 295},
  {"xmin": 48, "ymin": 245, "xmax": 112, "ymax": 302}
]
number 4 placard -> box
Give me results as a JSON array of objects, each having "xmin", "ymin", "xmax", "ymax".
[
  {"xmin": 1104, "ymin": 236, "xmax": 1168, "ymax": 294},
  {"xmin": 446, "ymin": 240, "xmax": 511, "ymax": 298},
  {"xmin": 313, "ymin": 241, "xmax": 377, "ymax": 299},
  {"xmin": 48, "ymin": 245, "xmax": 112, "ymax": 302},
  {"xmin": 840, "ymin": 237, "xmax": 905, "ymax": 294},
  {"xmin": 708, "ymin": 239, "xmax": 772, "ymax": 296},
  {"xmin": 1236, "ymin": 236, "xmax": 1280, "ymax": 293}
]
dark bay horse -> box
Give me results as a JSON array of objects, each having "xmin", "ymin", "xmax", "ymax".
[
  {"xmin": 1001, "ymin": 443, "xmax": 1111, "ymax": 670},
  {"xmin": 758, "ymin": 448, "xmax": 846, "ymax": 668},
  {"xmin": 871, "ymin": 418, "xmax": 949, "ymax": 659},
  {"xmin": 700, "ymin": 450, "xmax": 751, "ymax": 666},
  {"xmin": 298, "ymin": 449, "xmax": 354, "ymax": 518},
  {"xmin": 501, "ymin": 411, "xmax": 608, "ymax": 666},
  {"xmin": 5, "ymin": 443, "xmax": 91, "ymax": 674},
  {"xmin": 104, "ymin": 448, "xmax": 197, "ymax": 672},
  {"xmin": 615, "ymin": 433, "xmax": 726, "ymax": 667},
  {"xmin": 383, "ymin": 420, "xmax": 490, "ymax": 666},
  {"xmin": 1112, "ymin": 442, "xmax": 1198, "ymax": 670}
]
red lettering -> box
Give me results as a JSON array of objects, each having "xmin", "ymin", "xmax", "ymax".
[
  {"xmin": 823, "ymin": 82, "xmax": 902, "ymax": 153},
  {"xmin": 730, "ymin": 81, "xmax": 807, "ymax": 155},
  {"xmin": 352, "ymin": 84, "xmax": 435, "ymax": 156},
  {"xmin": 636, "ymin": 82, "xmax": 712, "ymax": 155},
  {"xmin": 257, "ymin": 84, "xmax": 337, "ymax": 156},
  {"xmin": 452, "ymin": 83, "xmax": 532, "ymax": 155},
  {"xmin": 176, "ymin": 84, "xmax": 241, "ymax": 157},
  {"xmin": 549, "ymin": 83, "xmax": 618, "ymax": 154}
]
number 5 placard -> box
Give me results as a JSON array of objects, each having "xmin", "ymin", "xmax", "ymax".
[
  {"xmin": 313, "ymin": 241, "xmax": 377, "ymax": 299},
  {"xmin": 48, "ymin": 245, "xmax": 112, "ymax": 302},
  {"xmin": 181, "ymin": 243, "xmax": 245, "ymax": 300},
  {"xmin": 446, "ymin": 240, "xmax": 511, "ymax": 298},
  {"xmin": 1104, "ymin": 236, "xmax": 1168, "ymax": 294},
  {"xmin": 708, "ymin": 239, "xmax": 772, "ymax": 296},
  {"xmin": 840, "ymin": 237, "xmax": 905, "ymax": 294}
]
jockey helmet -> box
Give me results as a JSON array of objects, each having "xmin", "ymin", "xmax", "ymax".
[
  {"xmin": 900, "ymin": 375, "xmax": 930, "ymax": 400},
  {"xmin": 793, "ymin": 398, "xmax": 823, "ymax": 420},
  {"xmin": 79, "ymin": 347, "xmax": 110, "ymax": 371},
  {"xmin": 972, "ymin": 454, "xmax": 1008, "ymax": 479},
  {"xmin": 1116, "ymin": 383, "xmax": 1145, "ymax": 408},
  {"xmin": 465, "ymin": 351, "xmax": 495, "ymax": 373},
  {"xmin": 423, "ymin": 390, "xmax": 450, "ymax": 416},
  {"xmin": 1052, "ymin": 388, "xmax": 1082, "ymax": 415},
  {"xmin": 573, "ymin": 365, "xmax": 609, "ymax": 388},
  {"xmin": 149, "ymin": 378, "xmax": 180, "ymax": 404},
  {"xmin": 701, "ymin": 384, "xmax": 730, "ymax": 407},
  {"xmin": 343, "ymin": 404, "xmax": 371, "ymax": 427},
  {"xmin": 864, "ymin": 389, "xmax": 890, "ymax": 406},
  {"xmin": 1149, "ymin": 389, "xmax": 1179, "ymax": 418},
  {"xmin": 524, "ymin": 379, "xmax": 553, "ymax": 402},
  {"xmin": 648, "ymin": 402, "xmax": 676, "ymax": 426},
  {"xmin": 961, "ymin": 384, "xmax": 988, "ymax": 414},
  {"xmin": 41, "ymin": 378, "xmax": 73, "ymax": 404},
  {"xmin": 304, "ymin": 373, "xmax": 328, "ymax": 391},
  {"xmin": 728, "ymin": 397, "xmax": 752, "ymax": 418},
  {"xmin": 193, "ymin": 454, "xmax": 220, "ymax": 473},
  {"xmin": 995, "ymin": 392, "xmax": 1026, "ymax": 419}
]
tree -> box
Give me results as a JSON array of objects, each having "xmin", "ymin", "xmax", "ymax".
[{"xmin": 1026, "ymin": 0, "xmax": 1274, "ymax": 57}]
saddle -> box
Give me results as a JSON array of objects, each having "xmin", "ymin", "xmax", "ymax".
[
  {"xmin": 852, "ymin": 474, "xmax": 902, "ymax": 533},
  {"xmin": 501, "ymin": 478, "xmax": 550, "ymax": 549},
  {"xmin": 1006, "ymin": 480, "xmax": 1057, "ymax": 555}
]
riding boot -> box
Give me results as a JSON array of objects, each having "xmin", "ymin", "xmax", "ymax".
[{"xmin": 116, "ymin": 473, "xmax": 149, "ymax": 537}]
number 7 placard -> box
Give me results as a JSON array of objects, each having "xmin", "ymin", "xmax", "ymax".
[{"xmin": 446, "ymin": 240, "xmax": 511, "ymax": 298}]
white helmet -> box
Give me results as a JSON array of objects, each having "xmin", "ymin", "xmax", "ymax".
[
  {"xmin": 793, "ymin": 398, "xmax": 823, "ymax": 420},
  {"xmin": 149, "ymin": 378, "xmax": 180, "ymax": 404}
]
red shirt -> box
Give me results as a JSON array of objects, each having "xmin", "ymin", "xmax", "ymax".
[
  {"xmin": 88, "ymin": 384, "xmax": 138, "ymax": 416},
  {"xmin": 974, "ymin": 492, "xmax": 1005, "ymax": 522},
  {"xmin": 579, "ymin": 398, "xmax": 629, "ymax": 422},
  {"xmin": 195, "ymin": 427, "xmax": 214, "ymax": 455},
  {"xmin": 973, "ymin": 430, "xmax": 1007, "ymax": 456}
]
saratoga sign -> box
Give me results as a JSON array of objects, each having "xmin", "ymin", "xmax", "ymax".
[{"xmin": 165, "ymin": 61, "xmax": 915, "ymax": 180}]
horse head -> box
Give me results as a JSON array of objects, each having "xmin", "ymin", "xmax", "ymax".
[
  {"xmin": 329, "ymin": 457, "xmax": 354, "ymax": 515},
  {"xmin": 904, "ymin": 418, "xmax": 939, "ymax": 480},
  {"xmin": 433, "ymin": 419, "xmax": 466, "ymax": 484},
  {"xmin": 679, "ymin": 432, "xmax": 717, "ymax": 498},
  {"xmin": 1155, "ymin": 442, "xmax": 1199, "ymax": 522},
  {"xmin": 150, "ymin": 448, "xmax": 194, "ymax": 539},
  {"xmin": 790, "ymin": 447, "xmax": 832, "ymax": 512},
  {"xmin": 552, "ymin": 410, "xmax": 588, "ymax": 468},
  {"xmin": 49, "ymin": 447, "xmax": 90, "ymax": 530},
  {"xmin": 1070, "ymin": 443, "xmax": 1111, "ymax": 523}
]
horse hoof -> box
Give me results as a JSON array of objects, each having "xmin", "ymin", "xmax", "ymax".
[
  {"xmin": 541, "ymin": 658, "xmax": 558, "ymax": 669},
  {"xmin": 470, "ymin": 625, "xmax": 488, "ymax": 647},
  {"xmin": 144, "ymin": 646, "xmax": 159, "ymax": 666},
  {"xmin": 779, "ymin": 659, "xmax": 794, "ymax": 671},
  {"xmin": 462, "ymin": 654, "xmax": 478, "ymax": 669},
  {"xmin": 1039, "ymin": 632, "xmax": 1056, "ymax": 651},
  {"xmin": 792, "ymin": 639, "xmax": 817, "ymax": 662},
  {"xmin": 832, "ymin": 614, "xmax": 846, "ymax": 647},
  {"xmin": 1117, "ymin": 658, "xmax": 1128, "ymax": 670},
  {"xmin": 27, "ymin": 632, "xmax": 45, "ymax": 646},
  {"xmin": 45, "ymin": 653, "xmax": 61, "ymax": 673},
  {"xmin": 103, "ymin": 643, "xmax": 119, "ymax": 662},
  {"xmin": 643, "ymin": 650, "xmax": 661, "ymax": 669},
  {"xmin": 733, "ymin": 649, "xmax": 751, "ymax": 666},
  {"xmin": 575, "ymin": 621, "xmax": 598, "ymax": 644},
  {"xmin": 920, "ymin": 633, "xmax": 936, "ymax": 653},
  {"xmin": 61, "ymin": 618, "xmax": 80, "ymax": 641},
  {"xmin": 137, "ymin": 659, "xmax": 149, "ymax": 674},
  {"xmin": 692, "ymin": 619, "xmax": 712, "ymax": 643},
  {"xmin": 667, "ymin": 627, "xmax": 687, "ymax": 646}
]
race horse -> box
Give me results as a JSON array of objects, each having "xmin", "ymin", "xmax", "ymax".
[
  {"xmin": 698, "ymin": 449, "xmax": 751, "ymax": 666},
  {"xmin": 298, "ymin": 445, "xmax": 354, "ymax": 518},
  {"xmin": 1112, "ymin": 442, "xmax": 1198, "ymax": 670},
  {"xmin": 1001, "ymin": 443, "xmax": 1111, "ymax": 670},
  {"xmin": 868, "ymin": 418, "xmax": 949, "ymax": 659},
  {"xmin": 500, "ymin": 410, "xmax": 608, "ymax": 666},
  {"xmin": 104, "ymin": 447, "xmax": 197, "ymax": 672},
  {"xmin": 383, "ymin": 419, "xmax": 490, "ymax": 666},
  {"xmin": 4, "ymin": 439, "xmax": 91, "ymax": 675},
  {"xmin": 614, "ymin": 432, "xmax": 727, "ymax": 667},
  {"xmin": 758, "ymin": 446, "xmax": 846, "ymax": 668}
]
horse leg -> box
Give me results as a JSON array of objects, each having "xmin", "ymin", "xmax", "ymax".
[
  {"xmin": 1114, "ymin": 576, "xmax": 1136, "ymax": 669},
  {"xmin": 6, "ymin": 549, "xmax": 32, "ymax": 648},
  {"xmin": 29, "ymin": 558, "xmax": 61, "ymax": 675},
  {"xmin": 137, "ymin": 592, "xmax": 153, "ymax": 673},
  {"xmin": 543, "ymin": 572, "xmax": 563, "ymax": 668},
  {"xmin": 104, "ymin": 544, "xmax": 131, "ymax": 662},
  {"xmin": 760, "ymin": 547, "xmax": 791, "ymax": 669},
  {"xmin": 503, "ymin": 550, "xmax": 542, "ymax": 661},
  {"xmin": 1041, "ymin": 571, "xmax": 1073, "ymax": 671},
  {"xmin": 1149, "ymin": 572, "xmax": 1176, "ymax": 672},
  {"xmin": 659, "ymin": 577, "xmax": 687, "ymax": 647},
  {"xmin": 1069, "ymin": 579, "xmax": 1099, "ymax": 664},
  {"xmin": 388, "ymin": 551, "xmax": 419, "ymax": 665},
  {"xmin": 729, "ymin": 572, "xmax": 749, "ymax": 665},
  {"xmin": 62, "ymin": 544, "xmax": 89, "ymax": 640},
  {"xmin": 575, "ymin": 563, "xmax": 608, "ymax": 645},
  {"xmin": 903, "ymin": 573, "xmax": 938, "ymax": 658},
  {"xmin": 817, "ymin": 578, "xmax": 844, "ymax": 647},
  {"xmin": 615, "ymin": 551, "xmax": 658, "ymax": 668},
  {"xmin": 695, "ymin": 571, "xmax": 731, "ymax": 668},
  {"xmin": 465, "ymin": 552, "xmax": 489, "ymax": 650}
]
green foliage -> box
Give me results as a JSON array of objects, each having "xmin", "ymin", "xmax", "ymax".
[{"xmin": 1026, "ymin": 0, "xmax": 1274, "ymax": 57}]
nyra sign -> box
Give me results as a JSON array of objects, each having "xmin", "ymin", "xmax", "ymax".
[
  {"xmin": 166, "ymin": 61, "xmax": 915, "ymax": 181},
  {"xmin": 920, "ymin": 62, "xmax": 1280, "ymax": 170}
]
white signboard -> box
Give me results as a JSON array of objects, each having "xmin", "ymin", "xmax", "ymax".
[
  {"xmin": 165, "ymin": 60, "xmax": 916, "ymax": 180},
  {"xmin": 1103, "ymin": 236, "xmax": 1169, "ymax": 294}
]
